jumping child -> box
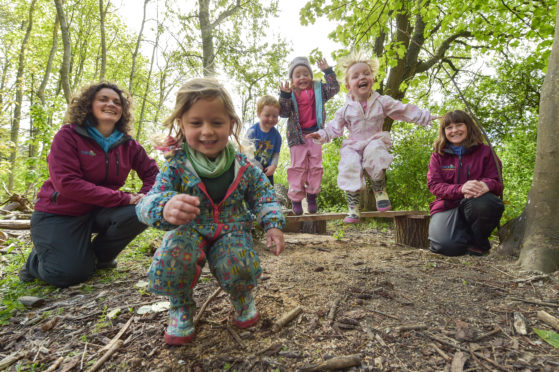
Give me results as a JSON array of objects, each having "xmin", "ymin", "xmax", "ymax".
[
  {"xmin": 279, "ymin": 56, "xmax": 340, "ymax": 215},
  {"xmin": 306, "ymin": 51, "xmax": 437, "ymax": 223},
  {"xmin": 246, "ymin": 95, "xmax": 282, "ymax": 185},
  {"xmin": 136, "ymin": 78, "xmax": 285, "ymax": 346}
]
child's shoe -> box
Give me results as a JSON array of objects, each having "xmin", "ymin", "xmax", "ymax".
[
  {"xmin": 307, "ymin": 193, "xmax": 318, "ymax": 214},
  {"xmin": 344, "ymin": 191, "xmax": 360, "ymax": 223},
  {"xmin": 372, "ymin": 178, "xmax": 391, "ymax": 212},
  {"xmin": 164, "ymin": 296, "xmax": 196, "ymax": 345},
  {"xmin": 231, "ymin": 292, "xmax": 259, "ymax": 328},
  {"xmin": 292, "ymin": 200, "xmax": 303, "ymax": 215}
]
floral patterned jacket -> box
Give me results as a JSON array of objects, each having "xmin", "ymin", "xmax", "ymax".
[{"xmin": 136, "ymin": 149, "xmax": 285, "ymax": 233}]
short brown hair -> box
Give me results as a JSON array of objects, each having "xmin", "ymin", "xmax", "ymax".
[
  {"xmin": 256, "ymin": 95, "xmax": 280, "ymax": 115},
  {"xmin": 433, "ymin": 110, "xmax": 484, "ymax": 154},
  {"xmin": 65, "ymin": 82, "xmax": 134, "ymax": 135}
]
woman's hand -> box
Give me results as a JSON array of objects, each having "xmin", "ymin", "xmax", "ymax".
[
  {"xmin": 317, "ymin": 58, "xmax": 330, "ymax": 70},
  {"xmin": 264, "ymin": 165, "xmax": 277, "ymax": 176},
  {"xmin": 266, "ymin": 228, "xmax": 285, "ymax": 256},
  {"xmin": 129, "ymin": 192, "xmax": 145, "ymax": 205},
  {"xmin": 279, "ymin": 81, "xmax": 291, "ymax": 93},
  {"xmin": 163, "ymin": 194, "xmax": 201, "ymax": 225},
  {"xmin": 461, "ymin": 180, "xmax": 489, "ymax": 199}
]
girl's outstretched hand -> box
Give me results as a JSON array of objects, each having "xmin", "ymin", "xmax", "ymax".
[
  {"xmin": 317, "ymin": 58, "xmax": 330, "ymax": 70},
  {"xmin": 163, "ymin": 194, "xmax": 201, "ymax": 225},
  {"xmin": 279, "ymin": 81, "xmax": 291, "ymax": 93},
  {"xmin": 266, "ymin": 228, "xmax": 285, "ymax": 256},
  {"xmin": 305, "ymin": 132, "xmax": 321, "ymax": 140}
]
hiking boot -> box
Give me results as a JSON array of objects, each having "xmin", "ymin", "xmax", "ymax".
[
  {"xmin": 231, "ymin": 292, "xmax": 259, "ymax": 328},
  {"xmin": 306, "ymin": 194, "xmax": 318, "ymax": 214},
  {"xmin": 18, "ymin": 267, "xmax": 35, "ymax": 283},
  {"xmin": 164, "ymin": 296, "xmax": 196, "ymax": 345},
  {"xmin": 372, "ymin": 178, "xmax": 391, "ymax": 212},
  {"xmin": 292, "ymin": 201, "xmax": 303, "ymax": 215},
  {"xmin": 97, "ymin": 260, "xmax": 118, "ymax": 269}
]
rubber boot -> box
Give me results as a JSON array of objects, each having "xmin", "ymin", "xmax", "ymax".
[
  {"xmin": 343, "ymin": 191, "xmax": 360, "ymax": 223},
  {"xmin": 164, "ymin": 296, "xmax": 196, "ymax": 345},
  {"xmin": 372, "ymin": 177, "xmax": 391, "ymax": 212},
  {"xmin": 231, "ymin": 292, "xmax": 259, "ymax": 328},
  {"xmin": 291, "ymin": 200, "xmax": 303, "ymax": 215},
  {"xmin": 306, "ymin": 193, "xmax": 318, "ymax": 214}
]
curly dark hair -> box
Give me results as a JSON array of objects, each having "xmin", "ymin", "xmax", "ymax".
[
  {"xmin": 433, "ymin": 110, "xmax": 485, "ymax": 155},
  {"xmin": 64, "ymin": 82, "xmax": 134, "ymax": 135}
]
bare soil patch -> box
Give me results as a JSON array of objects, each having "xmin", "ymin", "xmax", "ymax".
[{"xmin": 2, "ymin": 226, "xmax": 559, "ymax": 371}]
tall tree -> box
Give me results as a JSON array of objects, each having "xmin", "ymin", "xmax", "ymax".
[
  {"xmin": 98, "ymin": 0, "xmax": 108, "ymax": 80},
  {"xmin": 129, "ymin": 0, "xmax": 150, "ymax": 94},
  {"xmin": 8, "ymin": 0, "xmax": 37, "ymax": 191},
  {"xmin": 54, "ymin": 0, "xmax": 71, "ymax": 103},
  {"xmin": 501, "ymin": 5, "xmax": 559, "ymax": 273}
]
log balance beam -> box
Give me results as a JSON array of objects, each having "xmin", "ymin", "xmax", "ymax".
[{"xmin": 284, "ymin": 210, "xmax": 430, "ymax": 249}]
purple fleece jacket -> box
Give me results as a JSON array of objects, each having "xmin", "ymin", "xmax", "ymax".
[
  {"xmin": 34, "ymin": 123, "xmax": 159, "ymax": 216},
  {"xmin": 427, "ymin": 143, "xmax": 503, "ymax": 215}
]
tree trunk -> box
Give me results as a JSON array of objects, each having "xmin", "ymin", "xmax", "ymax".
[
  {"xmin": 37, "ymin": 18, "xmax": 59, "ymax": 105},
  {"xmin": 511, "ymin": 6, "xmax": 559, "ymax": 273},
  {"xmin": 8, "ymin": 0, "xmax": 37, "ymax": 191},
  {"xmin": 129, "ymin": 0, "xmax": 149, "ymax": 94},
  {"xmin": 54, "ymin": 0, "xmax": 72, "ymax": 103},
  {"xmin": 198, "ymin": 0, "xmax": 215, "ymax": 76},
  {"xmin": 136, "ymin": 25, "xmax": 160, "ymax": 141},
  {"xmin": 98, "ymin": 0, "xmax": 107, "ymax": 80}
]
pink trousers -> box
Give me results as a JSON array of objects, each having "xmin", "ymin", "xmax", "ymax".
[{"xmin": 287, "ymin": 138, "xmax": 323, "ymax": 201}]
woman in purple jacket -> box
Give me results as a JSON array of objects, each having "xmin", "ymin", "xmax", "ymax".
[
  {"xmin": 19, "ymin": 82, "xmax": 159, "ymax": 287},
  {"xmin": 427, "ymin": 110, "xmax": 504, "ymax": 256}
]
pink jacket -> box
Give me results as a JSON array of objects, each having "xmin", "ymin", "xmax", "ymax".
[{"xmin": 316, "ymin": 92, "xmax": 435, "ymax": 146}]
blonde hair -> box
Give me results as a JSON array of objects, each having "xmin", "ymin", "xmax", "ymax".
[
  {"xmin": 256, "ymin": 95, "xmax": 280, "ymax": 115},
  {"xmin": 340, "ymin": 50, "xmax": 379, "ymax": 86},
  {"xmin": 160, "ymin": 77, "xmax": 250, "ymax": 155}
]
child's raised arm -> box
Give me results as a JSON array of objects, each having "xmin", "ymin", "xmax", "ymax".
[{"xmin": 317, "ymin": 58, "xmax": 330, "ymax": 71}]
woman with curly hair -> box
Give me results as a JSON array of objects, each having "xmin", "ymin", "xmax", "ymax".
[{"xmin": 19, "ymin": 82, "xmax": 159, "ymax": 287}]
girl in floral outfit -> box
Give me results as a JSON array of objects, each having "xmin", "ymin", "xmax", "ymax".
[{"xmin": 136, "ymin": 78, "xmax": 285, "ymax": 345}]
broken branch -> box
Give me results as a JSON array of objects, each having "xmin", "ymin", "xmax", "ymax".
[{"xmin": 273, "ymin": 306, "xmax": 303, "ymax": 332}]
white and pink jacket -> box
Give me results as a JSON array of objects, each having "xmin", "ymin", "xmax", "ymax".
[{"xmin": 315, "ymin": 92, "xmax": 435, "ymax": 192}]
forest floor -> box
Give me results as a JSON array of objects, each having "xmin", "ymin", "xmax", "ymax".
[{"xmin": 1, "ymin": 224, "xmax": 559, "ymax": 372}]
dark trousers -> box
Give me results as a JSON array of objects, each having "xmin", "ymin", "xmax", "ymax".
[
  {"xmin": 267, "ymin": 175, "xmax": 274, "ymax": 186},
  {"xmin": 429, "ymin": 193, "xmax": 504, "ymax": 256},
  {"xmin": 25, "ymin": 205, "xmax": 147, "ymax": 287}
]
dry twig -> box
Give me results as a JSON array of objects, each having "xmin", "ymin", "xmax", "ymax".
[
  {"xmin": 194, "ymin": 287, "xmax": 222, "ymax": 326},
  {"xmin": 273, "ymin": 306, "xmax": 303, "ymax": 332},
  {"xmin": 86, "ymin": 340, "xmax": 122, "ymax": 372}
]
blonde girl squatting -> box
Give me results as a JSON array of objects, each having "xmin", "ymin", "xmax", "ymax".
[{"xmin": 136, "ymin": 78, "xmax": 285, "ymax": 346}]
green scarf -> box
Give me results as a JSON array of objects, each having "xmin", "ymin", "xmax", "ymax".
[{"xmin": 183, "ymin": 142, "xmax": 236, "ymax": 178}]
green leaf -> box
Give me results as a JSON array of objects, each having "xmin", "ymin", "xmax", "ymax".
[{"xmin": 533, "ymin": 328, "xmax": 559, "ymax": 348}]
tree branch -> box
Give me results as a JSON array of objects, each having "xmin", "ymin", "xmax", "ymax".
[{"xmin": 415, "ymin": 30, "xmax": 472, "ymax": 73}]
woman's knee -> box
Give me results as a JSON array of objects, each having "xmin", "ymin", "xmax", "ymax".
[
  {"xmin": 39, "ymin": 261, "xmax": 96, "ymax": 288},
  {"xmin": 464, "ymin": 193, "xmax": 504, "ymax": 218}
]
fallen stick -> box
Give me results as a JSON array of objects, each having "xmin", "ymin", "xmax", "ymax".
[
  {"xmin": 426, "ymin": 333, "xmax": 508, "ymax": 372},
  {"xmin": 80, "ymin": 342, "xmax": 88, "ymax": 370},
  {"xmin": 395, "ymin": 324, "xmax": 427, "ymax": 333},
  {"xmin": 512, "ymin": 274, "xmax": 549, "ymax": 283},
  {"xmin": 299, "ymin": 354, "xmax": 361, "ymax": 372},
  {"xmin": 510, "ymin": 297, "xmax": 559, "ymax": 308},
  {"xmin": 273, "ymin": 306, "xmax": 302, "ymax": 332},
  {"xmin": 225, "ymin": 325, "xmax": 246, "ymax": 349},
  {"xmin": 473, "ymin": 328, "xmax": 501, "ymax": 341},
  {"xmin": 327, "ymin": 297, "xmax": 341, "ymax": 324},
  {"xmin": 44, "ymin": 356, "xmax": 65, "ymax": 372},
  {"xmin": 368, "ymin": 307, "xmax": 399, "ymax": 320},
  {"xmin": 194, "ymin": 287, "xmax": 222, "ymax": 326},
  {"xmin": 99, "ymin": 317, "xmax": 133, "ymax": 352},
  {"xmin": 86, "ymin": 340, "xmax": 122, "ymax": 372},
  {"xmin": 537, "ymin": 310, "xmax": 559, "ymax": 331},
  {"xmin": 0, "ymin": 351, "xmax": 26, "ymax": 370},
  {"xmin": 430, "ymin": 343, "xmax": 451, "ymax": 361}
]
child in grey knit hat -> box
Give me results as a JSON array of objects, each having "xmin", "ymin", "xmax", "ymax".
[{"xmin": 279, "ymin": 56, "xmax": 340, "ymax": 215}]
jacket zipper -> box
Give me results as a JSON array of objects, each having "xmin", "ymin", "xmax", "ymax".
[
  {"xmin": 115, "ymin": 153, "xmax": 120, "ymax": 176},
  {"xmin": 104, "ymin": 153, "xmax": 109, "ymax": 184}
]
